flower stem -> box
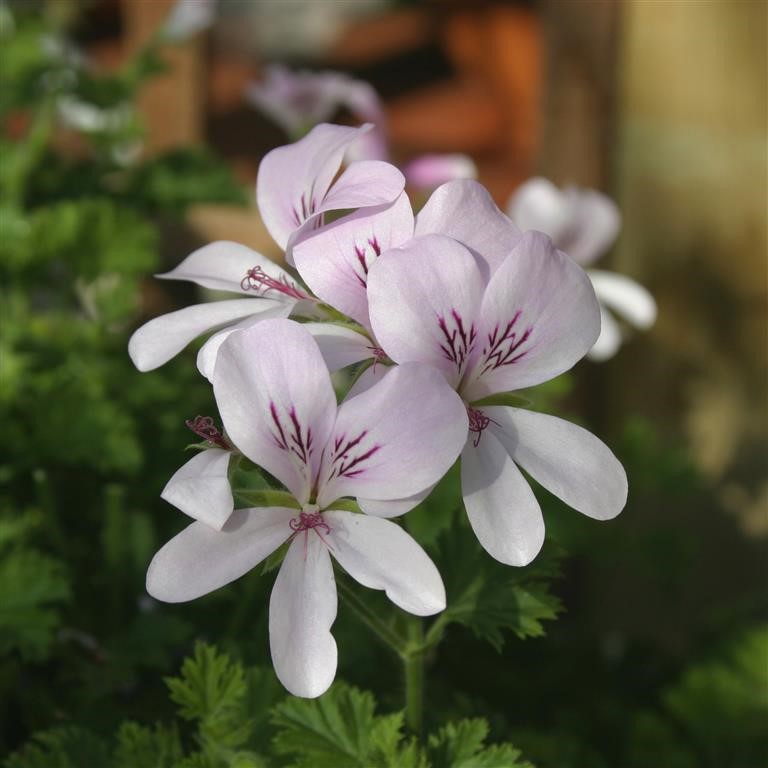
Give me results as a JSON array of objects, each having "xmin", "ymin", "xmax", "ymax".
[
  {"xmin": 336, "ymin": 576, "xmax": 406, "ymax": 654},
  {"xmin": 403, "ymin": 618, "xmax": 425, "ymax": 737}
]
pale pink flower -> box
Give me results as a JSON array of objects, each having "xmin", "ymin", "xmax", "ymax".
[
  {"xmin": 508, "ymin": 177, "xmax": 657, "ymax": 360},
  {"xmin": 364, "ymin": 231, "xmax": 628, "ymax": 565},
  {"xmin": 146, "ymin": 320, "xmax": 467, "ymax": 697}
]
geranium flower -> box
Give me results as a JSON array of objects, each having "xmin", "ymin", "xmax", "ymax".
[
  {"xmin": 256, "ymin": 122, "xmax": 404, "ymax": 255},
  {"xmin": 364, "ymin": 231, "xmax": 628, "ymax": 566},
  {"xmin": 401, "ymin": 154, "xmax": 478, "ymax": 191},
  {"xmin": 245, "ymin": 64, "xmax": 385, "ymax": 142},
  {"xmin": 146, "ymin": 319, "xmax": 467, "ymax": 697},
  {"xmin": 286, "ymin": 180, "xmax": 521, "ymax": 375},
  {"xmin": 507, "ymin": 177, "xmax": 657, "ymax": 360},
  {"xmin": 129, "ymin": 123, "xmax": 404, "ymax": 374}
]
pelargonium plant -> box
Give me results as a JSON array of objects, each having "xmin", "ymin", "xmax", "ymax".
[{"xmin": 131, "ymin": 123, "xmax": 628, "ymax": 724}]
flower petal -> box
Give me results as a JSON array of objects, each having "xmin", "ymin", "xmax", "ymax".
[
  {"xmin": 256, "ymin": 123, "xmax": 371, "ymax": 250},
  {"xmin": 561, "ymin": 186, "xmax": 621, "ymax": 265},
  {"xmin": 403, "ymin": 153, "xmax": 477, "ymax": 190},
  {"xmin": 196, "ymin": 303, "xmax": 294, "ymax": 382},
  {"xmin": 587, "ymin": 304, "xmax": 622, "ymax": 361},
  {"xmin": 292, "ymin": 194, "xmax": 414, "ymax": 328},
  {"xmin": 161, "ymin": 449, "xmax": 233, "ymax": 530},
  {"xmin": 415, "ymin": 180, "xmax": 521, "ymax": 279},
  {"xmin": 305, "ymin": 323, "xmax": 375, "ymax": 372},
  {"xmin": 589, "ymin": 270, "xmax": 657, "ymax": 330},
  {"xmin": 213, "ymin": 319, "xmax": 337, "ymax": 504},
  {"xmin": 318, "ymin": 160, "xmax": 405, "ymax": 219},
  {"xmin": 367, "ymin": 234, "xmax": 485, "ymax": 387},
  {"xmin": 488, "ymin": 407, "xmax": 628, "ymax": 521},
  {"xmin": 461, "ymin": 431, "xmax": 544, "ymax": 566},
  {"xmin": 128, "ymin": 298, "xmax": 279, "ymax": 372},
  {"xmin": 317, "ymin": 362, "xmax": 468, "ymax": 507},
  {"xmin": 269, "ymin": 534, "xmax": 337, "ymax": 698},
  {"xmin": 146, "ymin": 506, "xmax": 295, "ymax": 602},
  {"xmin": 156, "ymin": 241, "xmax": 293, "ymax": 295},
  {"xmin": 324, "ymin": 511, "xmax": 445, "ymax": 615},
  {"xmin": 357, "ymin": 485, "xmax": 434, "ymax": 518},
  {"xmin": 462, "ymin": 231, "xmax": 600, "ymax": 399},
  {"xmin": 506, "ymin": 177, "xmax": 573, "ymax": 245}
]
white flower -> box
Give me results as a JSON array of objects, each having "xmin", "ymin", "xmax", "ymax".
[
  {"xmin": 508, "ymin": 177, "xmax": 657, "ymax": 360},
  {"xmin": 146, "ymin": 319, "xmax": 468, "ymax": 697}
]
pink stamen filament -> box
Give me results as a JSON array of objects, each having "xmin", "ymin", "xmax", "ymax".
[
  {"xmin": 467, "ymin": 407, "xmax": 497, "ymax": 447},
  {"xmin": 186, "ymin": 415, "xmax": 230, "ymax": 450},
  {"xmin": 289, "ymin": 511, "xmax": 333, "ymax": 554},
  {"xmin": 240, "ymin": 265, "xmax": 310, "ymax": 300}
]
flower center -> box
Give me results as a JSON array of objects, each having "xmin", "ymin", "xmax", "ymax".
[
  {"xmin": 185, "ymin": 415, "xmax": 230, "ymax": 450},
  {"xmin": 289, "ymin": 510, "xmax": 330, "ymax": 535},
  {"xmin": 367, "ymin": 344, "xmax": 389, "ymax": 371},
  {"xmin": 240, "ymin": 265, "xmax": 311, "ymax": 300},
  {"xmin": 467, "ymin": 407, "xmax": 497, "ymax": 447}
]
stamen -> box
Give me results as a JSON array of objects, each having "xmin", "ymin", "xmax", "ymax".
[
  {"xmin": 186, "ymin": 415, "xmax": 230, "ymax": 450},
  {"xmin": 240, "ymin": 265, "xmax": 310, "ymax": 300},
  {"xmin": 367, "ymin": 345, "xmax": 388, "ymax": 372},
  {"xmin": 289, "ymin": 511, "xmax": 333, "ymax": 554},
  {"xmin": 467, "ymin": 407, "xmax": 497, "ymax": 447}
]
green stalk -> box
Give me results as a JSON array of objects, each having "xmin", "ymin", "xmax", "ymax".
[
  {"xmin": 403, "ymin": 618, "xmax": 425, "ymax": 737},
  {"xmin": 335, "ymin": 576, "xmax": 406, "ymax": 655}
]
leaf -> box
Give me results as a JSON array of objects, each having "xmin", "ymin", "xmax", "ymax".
[
  {"xmin": 0, "ymin": 547, "xmax": 70, "ymax": 660},
  {"xmin": 432, "ymin": 522, "xmax": 562, "ymax": 650},
  {"xmin": 165, "ymin": 643, "xmax": 250, "ymax": 751},
  {"xmin": 427, "ymin": 719, "xmax": 533, "ymax": 768},
  {"xmin": 4, "ymin": 727, "xmax": 109, "ymax": 768},
  {"xmin": 271, "ymin": 681, "xmax": 425, "ymax": 768},
  {"xmin": 112, "ymin": 722, "xmax": 184, "ymax": 768}
]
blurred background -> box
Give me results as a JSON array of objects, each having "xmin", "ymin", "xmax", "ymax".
[{"xmin": 1, "ymin": 1, "xmax": 766, "ymax": 766}]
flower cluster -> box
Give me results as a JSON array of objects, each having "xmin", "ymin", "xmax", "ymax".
[{"xmin": 131, "ymin": 123, "xmax": 628, "ymax": 698}]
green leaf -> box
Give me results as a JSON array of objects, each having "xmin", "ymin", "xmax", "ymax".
[
  {"xmin": 112, "ymin": 722, "xmax": 184, "ymax": 768},
  {"xmin": 427, "ymin": 719, "xmax": 533, "ymax": 768},
  {"xmin": 432, "ymin": 522, "xmax": 563, "ymax": 650},
  {"xmin": 4, "ymin": 727, "xmax": 110, "ymax": 768},
  {"xmin": 271, "ymin": 681, "xmax": 425, "ymax": 768},
  {"xmin": 0, "ymin": 547, "xmax": 70, "ymax": 660},
  {"xmin": 469, "ymin": 393, "xmax": 532, "ymax": 409},
  {"xmin": 166, "ymin": 643, "xmax": 250, "ymax": 751}
]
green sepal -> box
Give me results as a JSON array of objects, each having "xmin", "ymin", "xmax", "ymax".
[
  {"xmin": 233, "ymin": 489, "xmax": 301, "ymax": 510},
  {"xmin": 325, "ymin": 498, "xmax": 363, "ymax": 514},
  {"xmin": 469, "ymin": 392, "xmax": 532, "ymax": 409}
]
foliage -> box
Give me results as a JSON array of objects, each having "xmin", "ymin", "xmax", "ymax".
[
  {"xmin": 430, "ymin": 519, "xmax": 563, "ymax": 650},
  {"xmin": 4, "ymin": 644, "xmax": 531, "ymax": 768},
  {"xmin": 0, "ymin": 510, "xmax": 70, "ymax": 661}
]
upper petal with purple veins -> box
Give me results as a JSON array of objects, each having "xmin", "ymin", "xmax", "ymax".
[
  {"xmin": 461, "ymin": 231, "xmax": 600, "ymax": 400},
  {"xmin": 367, "ymin": 234, "xmax": 485, "ymax": 388},
  {"xmin": 316, "ymin": 362, "xmax": 467, "ymax": 508},
  {"xmin": 293, "ymin": 194, "xmax": 414, "ymax": 328},
  {"xmin": 213, "ymin": 319, "xmax": 337, "ymax": 504},
  {"xmin": 256, "ymin": 123, "xmax": 404, "ymax": 253}
]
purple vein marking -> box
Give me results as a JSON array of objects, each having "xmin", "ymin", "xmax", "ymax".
[
  {"xmin": 437, "ymin": 309, "xmax": 477, "ymax": 371},
  {"xmin": 351, "ymin": 236, "xmax": 382, "ymax": 288},
  {"xmin": 270, "ymin": 402, "xmax": 313, "ymax": 465},
  {"xmin": 480, "ymin": 310, "xmax": 533, "ymax": 375},
  {"xmin": 328, "ymin": 429, "xmax": 381, "ymax": 480}
]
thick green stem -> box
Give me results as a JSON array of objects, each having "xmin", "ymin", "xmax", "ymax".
[
  {"xmin": 403, "ymin": 618, "xmax": 425, "ymax": 737},
  {"xmin": 336, "ymin": 577, "xmax": 406, "ymax": 654}
]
